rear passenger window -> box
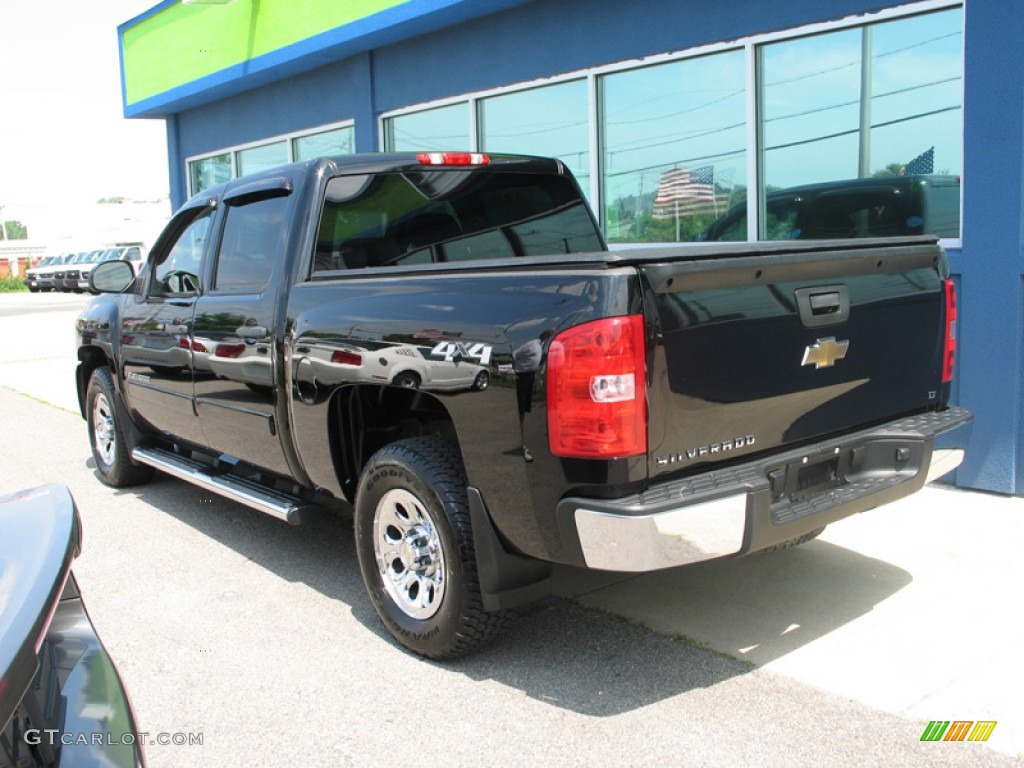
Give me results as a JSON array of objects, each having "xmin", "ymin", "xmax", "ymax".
[
  {"xmin": 313, "ymin": 170, "xmax": 602, "ymax": 273},
  {"xmin": 214, "ymin": 195, "xmax": 289, "ymax": 293}
]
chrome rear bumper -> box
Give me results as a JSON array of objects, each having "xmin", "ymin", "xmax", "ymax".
[{"xmin": 563, "ymin": 407, "xmax": 972, "ymax": 572}]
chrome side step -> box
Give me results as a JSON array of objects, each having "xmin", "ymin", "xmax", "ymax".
[{"xmin": 131, "ymin": 447, "xmax": 312, "ymax": 525}]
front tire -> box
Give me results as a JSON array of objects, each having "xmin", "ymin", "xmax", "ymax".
[
  {"xmin": 86, "ymin": 367, "xmax": 154, "ymax": 487},
  {"xmin": 354, "ymin": 437, "xmax": 508, "ymax": 659}
]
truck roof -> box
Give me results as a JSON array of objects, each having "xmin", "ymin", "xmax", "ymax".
[{"xmin": 188, "ymin": 152, "xmax": 570, "ymax": 207}]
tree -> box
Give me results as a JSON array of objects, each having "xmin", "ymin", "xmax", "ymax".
[
  {"xmin": 873, "ymin": 163, "xmax": 906, "ymax": 178},
  {"xmin": 1, "ymin": 220, "xmax": 28, "ymax": 239}
]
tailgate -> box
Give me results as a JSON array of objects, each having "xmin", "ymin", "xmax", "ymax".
[{"xmin": 638, "ymin": 239, "xmax": 948, "ymax": 478}]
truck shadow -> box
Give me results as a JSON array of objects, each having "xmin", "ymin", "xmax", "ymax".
[{"xmin": 118, "ymin": 473, "xmax": 910, "ymax": 717}]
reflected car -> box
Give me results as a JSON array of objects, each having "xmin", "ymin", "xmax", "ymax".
[
  {"xmin": 205, "ymin": 338, "xmax": 275, "ymax": 386},
  {"xmin": 698, "ymin": 174, "xmax": 960, "ymax": 242},
  {"xmin": 296, "ymin": 341, "xmax": 489, "ymax": 392},
  {"xmin": 0, "ymin": 484, "xmax": 146, "ymax": 767}
]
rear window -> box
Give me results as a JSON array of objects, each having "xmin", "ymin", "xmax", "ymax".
[{"xmin": 313, "ymin": 170, "xmax": 602, "ymax": 272}]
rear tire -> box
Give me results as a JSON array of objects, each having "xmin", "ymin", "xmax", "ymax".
[
  {"xmin": 392, "ymin": 371, "xmax": 420, "ymax": 389},
  {"xmin": 86, "ymin": 367, "xmax": 154, "ymax": 487},
  {"xmin": 354, "ymin": 437, "xmax": 508, "ymax": 659}
]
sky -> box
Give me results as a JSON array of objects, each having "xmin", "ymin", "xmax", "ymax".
[{"xmin": 0, "ymin": 1, "xmax": 170, "ymax": 233}]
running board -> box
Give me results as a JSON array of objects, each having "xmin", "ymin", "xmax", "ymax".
[{"xmin": 131, "ymin": 447, "xmax": 312, "ymax": 525}]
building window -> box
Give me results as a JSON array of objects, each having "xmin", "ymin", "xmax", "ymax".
[
  {"xmin": 759, "ymin": 7, "xmax": 962, "ymax": 240},
  {"xmin": 385, "ymin": 103, "xmax": 469, "ymax": 152},
  {"xmin": 478, "ymin": 80, "xmax": 591, "ymax": 202},
  {"xmin": 187, "ymin": 121, "xmax": 355, "ymax": 197},
  {"xmin": 238, "ymin": 141, "xmax": 288, "ymax": 178},
  {"xmin": 293, "ymin": 126, "xmax": 354, "ymax": 161},
  {"xmin": 378, "ymin": 1, "xmax": 961, "ymax": 245},
  {"xmin": 599, "ymin": 50, "xmax": 746, "ymax": 243},
  {"xmin": 189, "ymin": 154, "xmax": 232, "ymax": 197}
]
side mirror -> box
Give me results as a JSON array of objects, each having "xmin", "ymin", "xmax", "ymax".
[{"xmin": 90, "ymin": 260, "xmax": 135, "ymax": 293}]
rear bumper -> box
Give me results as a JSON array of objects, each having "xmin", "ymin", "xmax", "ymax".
[{"xmin": 560, "ymin": 406, "xmax": 972, "ymax": 572}]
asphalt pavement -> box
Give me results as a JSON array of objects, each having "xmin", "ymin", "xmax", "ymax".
[{"xmin": 0, "ymin": 291, "xmax": 1020, "ymax": 767}]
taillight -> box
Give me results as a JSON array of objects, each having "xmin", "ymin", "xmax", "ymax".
[
  {"xmin": 331, "ymin": 349, "xmax": 362, "ymax": 366},
  {"xmin": 942, "ymin": 278, "xmax": 957, "ymax": 383},
  {"xmin": 178, "ymin": 338, "xmax": 209, "ymax": 353},
  {"xmin": 547, "ymin": 315, "xmax": 646, "ymax": 459},
  {"xmin": 416, "ymin": 152, "xmax": 490, "ymax": 166},
  {"xmin": 216, "ymin": 343, "xmax": 246, "ymax": 358}
]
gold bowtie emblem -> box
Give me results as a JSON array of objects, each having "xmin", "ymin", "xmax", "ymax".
[{"xmin": 801, "ymin": 337, "xmax": 850, "ymax": 369}]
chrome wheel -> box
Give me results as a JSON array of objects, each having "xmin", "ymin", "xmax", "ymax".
[
  {"xmin": 373, "ymin": 488, "xmax": 446, "ymax": 620},
  {"xmin": 355, "ymin": 437, "xmax": 509, "ymax": 658},
  {"xmin": 92, "ymin": 392, "xmax": 117, "ymax": 467}
]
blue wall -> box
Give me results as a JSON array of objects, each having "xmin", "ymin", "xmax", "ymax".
[
  {"xmin": 371, "ymin": 0, "xmax": 898, "ymax": 112},
  {"xmin": 953, "ymin": 0, "xmax": 1024, "ymax": 492},
  {"xmin": 175, "ymin": 56, "xmax": 363, "ymax": 158},
  {"xmin": 164, "ymin": 0, "xmax": 1024, "ymax": 494}
]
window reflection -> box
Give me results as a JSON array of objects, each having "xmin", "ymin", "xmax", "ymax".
[
  {"xmin": 238, "ymin": 141, "xmax": 288, "ymax": 177},
  {"xmin": 189, "ymin": 154, "xmax": 231, "ymax": 196},
  {"xmin": 215, "ymin": 195, "xmax": 289, "ymax": 293},
  {"xmin": 760, "ymin": 8, "xmax": 962, "ymax": 239},
  {"xmin": 479, "ymin": 81, "xmax": 591, "ymax": 202},
  {"xmin": 151, "ymin": 209, "xmax": 213, "ymax": 296},
  {"xmin": 293, "ymin": 126, "xmax": 354, "ymax": 161},
  {"xmin": 385, "ymin": 103, "xmax": 470, "ymax": 151},
  {"xmin": 313, "ymin": 171, "xmax": 603, "ymax": 272},
  {"xmin": 600, "ymin": 51, "xmax": 747, "ymax": 243}
]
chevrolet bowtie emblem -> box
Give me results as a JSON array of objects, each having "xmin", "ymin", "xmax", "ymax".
[{"xmin": 801, "ymin": 337, "xmax": 850, "ymax": 369}]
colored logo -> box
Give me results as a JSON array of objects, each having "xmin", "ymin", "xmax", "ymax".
[
  {"xmin": 801, "ymin": 337, "xmax": 850, "ymax": 369},
  {"xmin": 920, "ymin": 720, "xmax": 997, "ymax": 742}
]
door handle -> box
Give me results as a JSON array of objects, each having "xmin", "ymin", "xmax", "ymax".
[{"xmin": 795, "ymin": 285, "xmax": 849, "ymax": 328}]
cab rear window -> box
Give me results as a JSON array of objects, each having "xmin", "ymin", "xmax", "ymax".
[{"xmin": 313, "ymin": 171, "xmax": 602, "ymax": 272}]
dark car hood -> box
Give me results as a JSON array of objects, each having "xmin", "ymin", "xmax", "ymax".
[{"xmin": 0, "ymin": 484, "xmax": 81, "ymax": 730}]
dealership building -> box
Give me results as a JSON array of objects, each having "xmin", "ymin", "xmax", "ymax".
[{"xmin": 119, "ymin": 0, "xmax": 1023, "ymax": 494}]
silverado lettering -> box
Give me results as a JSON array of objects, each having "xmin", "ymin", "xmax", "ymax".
[{"xmin": 75, "ymin": 152, "xmax": 972, "ymax": 660}]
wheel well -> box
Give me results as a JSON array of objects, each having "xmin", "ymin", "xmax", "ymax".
[
  {"xmin": 329, "ymin": 384, "xmax": 457, "ymax": 502},
  {"xmin": 75, "ymin": 347, "xmax": 110, "ymax": 417},
  {"xmin": 391, "ymin": 369, "xmax": 421, "ymax": 384}
]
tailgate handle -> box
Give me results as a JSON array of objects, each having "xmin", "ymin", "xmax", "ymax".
[{"xmin": 795, "ymin": 285, "xmax": 849, "ymax": 328}]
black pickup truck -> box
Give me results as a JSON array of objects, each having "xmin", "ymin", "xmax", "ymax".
[{"xmin": 75, "ymin": 152, "xmax": 971, "ymax": 659}]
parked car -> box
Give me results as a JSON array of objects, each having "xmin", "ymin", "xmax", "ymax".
[
  {"xmin": 698, "ymin": 174, "xmax": 960, "ymax": 241},
  {"xmin": 80, "ymin": 245, "xmax": 148, "ymax": 293},
  {"xmin": 0, "ymin": 484, "xmax": 146, "ymax": 767},
  {"xmin": 23, "ymin": 254, "xmax": 73, "ymax": 293},
  {"xmin": 62, "ymin": 250, "xmax": 104, "ymax": 293}
]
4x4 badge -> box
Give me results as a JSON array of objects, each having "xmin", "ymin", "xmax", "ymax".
[{"xmin": 802, "ymin": 337, "xmax": 849, "ymax": 369}]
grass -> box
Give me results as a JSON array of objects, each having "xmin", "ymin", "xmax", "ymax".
[{"xmin": 0, "ymin": 274, "xmax": 28, "ymax": 292}]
